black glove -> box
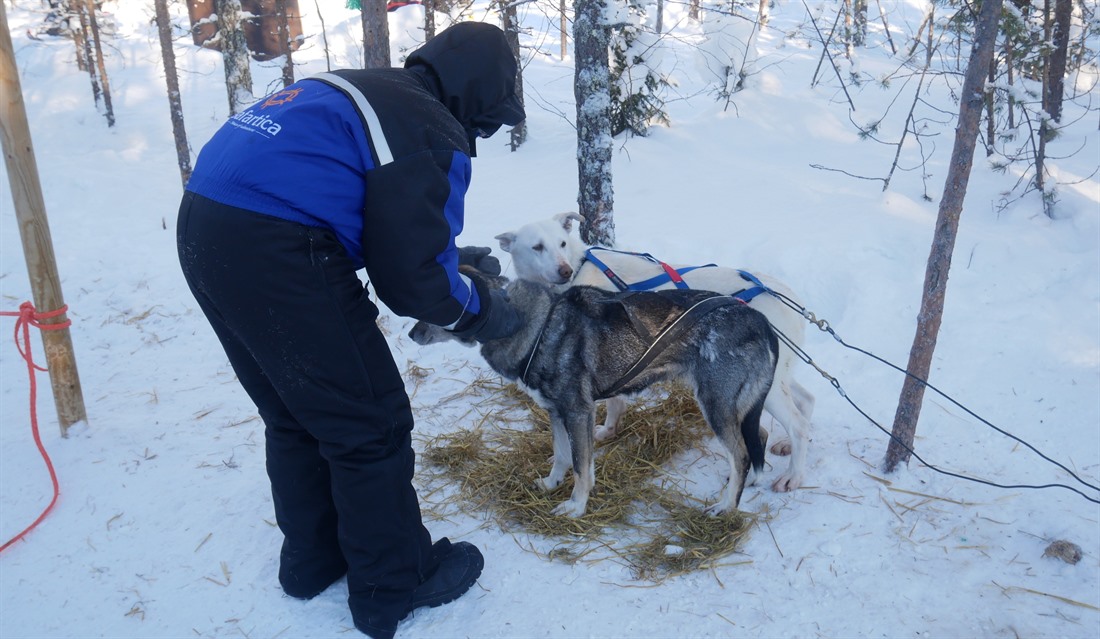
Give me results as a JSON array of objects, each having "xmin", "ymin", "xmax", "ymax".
[
  {"xmin": 457, "ymin": 245, "xmax": 502, "ymax": 276},
  {"xmin": 450, "ymin": 279, "xmax": 522, "ymax": 342}
]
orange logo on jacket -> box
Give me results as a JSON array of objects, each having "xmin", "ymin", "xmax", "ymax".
[{"xmin": 262, "ymin": 88, "xmax": 303, "ymax": 108}]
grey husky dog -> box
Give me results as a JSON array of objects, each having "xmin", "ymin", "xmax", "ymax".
[
  {"xmin": 495, "ymin": 212, "xmax": 813, "ymax": 494},
  {"xmin": 409, "ymin": 268, "xmax": 779, "ymax": 518}
]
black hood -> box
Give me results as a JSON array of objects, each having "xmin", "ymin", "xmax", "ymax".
[{"xmin": 405, "ymin": 23, "xmax": 525, "ymax": 154}]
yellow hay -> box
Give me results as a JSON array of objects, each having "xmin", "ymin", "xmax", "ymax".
[{"xmin": 420, "ymin": 381, "xmax": 757, "ymax": 582}]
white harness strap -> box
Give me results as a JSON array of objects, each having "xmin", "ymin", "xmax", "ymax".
[{"xmin": 308, "ymin": 72, "xmax": 395, "ymax": 166}]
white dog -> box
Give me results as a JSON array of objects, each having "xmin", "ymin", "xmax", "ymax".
[{"xmin": 494, "ymin": 212, "xmax": 813, "ymax": 493}]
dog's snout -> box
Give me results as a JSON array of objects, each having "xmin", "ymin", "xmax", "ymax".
[{"xmin": 558, "ymin": 264, "xmax": 573, "ymax": 281}]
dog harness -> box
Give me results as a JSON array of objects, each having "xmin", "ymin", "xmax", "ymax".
[
  {"xmin": 584, "ymin": 247, "xmax": 711, "ymax": 290},
  {"xmin": 599, "ymin": 294, "xmax": 747, "ymax": 399},
  {"xmin": 732, "ymin": 270, "xmax": 770, "ymax": 303},
  {"xmin": 583, "ymin": 247, "xmax": 770, "ymax": 303}
]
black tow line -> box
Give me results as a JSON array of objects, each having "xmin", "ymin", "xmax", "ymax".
[{"xmin": 598, "ymin": 295, "xmax": 745, "ymax": 400}]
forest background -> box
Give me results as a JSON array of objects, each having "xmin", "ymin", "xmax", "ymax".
[{"xmin": 1, "ymin": 0, "xmax": 1098, "ymax": 637}]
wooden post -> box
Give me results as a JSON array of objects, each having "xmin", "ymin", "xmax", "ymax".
[{"xmin": 0, "ymin": 1, "xmax": 88, "ymax": 436}]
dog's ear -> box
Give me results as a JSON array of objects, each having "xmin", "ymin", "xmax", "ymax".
[
  {"xmin": 495, "ymin": 231, "xmax": 517, "ymax": 253},
  {"xmin": 554, "ymin": 212, "xmax": 584, "ymax": 232}
]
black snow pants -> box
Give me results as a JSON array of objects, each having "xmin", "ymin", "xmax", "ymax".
[{"xmin": 176, "ymin": 192, "xmax": 436, "ymax": 622}]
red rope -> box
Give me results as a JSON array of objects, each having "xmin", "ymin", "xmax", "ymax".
[{"xmin": 0, "ymin": 302, "xmax": 71, "ymax": 553}]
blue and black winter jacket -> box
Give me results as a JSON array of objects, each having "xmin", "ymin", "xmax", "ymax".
[{"xmin": 186, "ymin": 23, "xmax": 524, "ymax": 330}]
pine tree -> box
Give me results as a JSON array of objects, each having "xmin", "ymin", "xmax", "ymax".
[{"xmin": 608, "ymin": 1, "xmax": 668, "ymax": 137}]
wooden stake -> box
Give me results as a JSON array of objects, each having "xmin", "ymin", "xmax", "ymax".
[{"xmin": 0, "ymin": 2, "xmax": 88, "ymax": 436}]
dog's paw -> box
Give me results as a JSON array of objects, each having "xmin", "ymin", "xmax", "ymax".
[
  {"xmin": 704, "ymin": 501, "xmax": 735, "ymax": 517},
  {"xmin": 535, "ymin": 476, "xmax": 561, "ymax": 491},
  {"xmin": 594, "ymin": 423, "xmax": 617, "ymax": 442},
  {"xmin": 551, "ymin": 499, "xmax": 587, "ymax": 518},
  {"xmin": 769, "ymin": 438, "xmax": 792, "ymax": 456},
  {"xmin": 771, "ymin": 472, "xmax": 803, "ymax": 492}
]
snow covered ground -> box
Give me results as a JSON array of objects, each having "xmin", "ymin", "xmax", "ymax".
[{"xmin": 1, "ymin": 1, "xmax": 1098, "ymax": 637}]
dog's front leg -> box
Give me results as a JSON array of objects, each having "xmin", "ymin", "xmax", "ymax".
[
  {"xmin": 551, "ymin": 407, "xmax": 596, "ymax": 518},
  {"xmin": 536, "ymin": 412, "xmax": 572, "ymax": 492}
]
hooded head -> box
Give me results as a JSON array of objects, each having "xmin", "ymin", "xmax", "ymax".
[{"xmin": 405, "ymin": 22, "xmax": 526, "ymax": 155}]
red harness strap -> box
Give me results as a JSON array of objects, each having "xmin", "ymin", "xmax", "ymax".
[{"xmin": 658, "ymin": 260, "xmax": 686, "ymax": 286}]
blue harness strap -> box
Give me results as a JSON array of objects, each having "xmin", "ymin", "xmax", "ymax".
[
  {"xmin": 584, "ymin": 247, "xmax": 716, "ymax": 292},
  {"xmin": 733, "ymin": 269, "xmax": 770, "ymax": 303},
  {"xmin": 583, "ymin": 248, "xmax": 773, "ymax": 304}
]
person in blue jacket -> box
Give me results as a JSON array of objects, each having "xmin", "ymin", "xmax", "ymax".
[{"xmin": 176, "ymin": 22, "xmax": 524, "ymax": 639}]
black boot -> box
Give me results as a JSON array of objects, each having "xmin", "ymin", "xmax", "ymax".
[
  {"xmin": 406, "ymin": 539, "xmax": 483, "ymax": 611},
  {"xmin": 279, "ymin": 542, "xmax": 349, "ymax": 600},
  {"xmin": 351, "ymin": 538, "xmax": 484, "ymax": 639}
]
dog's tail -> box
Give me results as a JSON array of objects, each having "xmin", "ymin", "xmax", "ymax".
[
  {"xmin": 742, "ymin": 319, "xmax": 780, "ymax": 472},
  {"xmin": 741, "ymin": 397, "xmax": 767, "ymax": 473}
]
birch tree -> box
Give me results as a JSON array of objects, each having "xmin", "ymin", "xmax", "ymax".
[
  {"xmin": 214, "ymin": 0, "xmax": 254, "ymax": 115},
  {"xmin": 574, "ymin": 0, "xmax": 615, "ymax": 246},
  {"xmin": 884, "ymin": 0, "xmax": 1005, "ymax": 472}
]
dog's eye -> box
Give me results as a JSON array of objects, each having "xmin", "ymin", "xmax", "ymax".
[
  {"xmin": 533, "ymin": 243, "xmax": 544, "ymax": 252},
  {"xmin": 560, "ymin": 241, "xmax": 567, "ymax": 248}
]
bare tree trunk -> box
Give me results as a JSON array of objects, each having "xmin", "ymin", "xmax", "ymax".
[
  {"xmin": 83, "ymin": 0, "xmax": 114, "ymax": 126},
  {"xmin": 0, "ymin": 1, "xmax": 87, "ymax": 435},
  {"xmin": 424, "ymin": 0, "xmax": 436, "ymax": 40},
  {"xmin": 690, "ymin": 0, "xmax": 699, "ymax": 21},
  {"xmin": 73, "ymin": 1, "xmax": 99, "ymax": 102},
  {"xmin": 986, "ymin": 53, "xmax": 996, "ymax": 156},
  {"xmin": 64, "ymin": 0, "xmax": 88, "ymax": 72},
  {"xmin": 574, "ymin": 0, "xmax": 614, "ymax": 246},
  {"xmin": 1006, "ymin": 38, "xmax": 1015, "ymax": 128},
  {"xmin": 884, "ymin": 0, "xmax": 1004, "ymax": 473},
  {"xmin": 154, "ymin": 0, "xmax": 192, "ymax": 188},
  {"xmin": 1041, "ymin": 0, "xmax": 1052, "ymax": 114},
  {"xmin": 360, "ymin": 0, "xmax": 390, "ymax": 69},
  {"xmin": 1036, "ymin": 0, "xmax": 1053, "ymax": 216},
  {"xmin": 907, "ymin": 10, "xmax": 931, "ymax": 58},
  {"xmin": 757, "ymin": 0, "xmax": 768, "ymax": 27},
  {"xmin": 314, "ymin": 0, "xmax": 332, "ymax": 71},
  {"xmin": 852, "ymin": 0, "xmax": 867, "ymax": 47},
  {"xmin": 843, "ymin": 0, "xmax": 853, "ymax": 59},
  {"xmin": 1046, "ymin": 0, "xmax": 1072, "ymax": 122},
  {"xmin": 875, "ymin": 0, "xmax": 896, "ymax": 55},
  {"xmin": 1036, "ymin": 115, "xmax": 1049, "ymax": 213},
  {"xmin": 274, "ymin": 0, "xmax": 295, "ymax": 87},
  {"xmin": 215, "ymin": 0, "xmax": 254, "ymax": 115},
  {"xmin": 560, "ymin": 0, "xmax": 567, "ymax": 60},
  {"xmin": 501, "ymin": 1, "xmax": 527, "ymax": 150}
]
